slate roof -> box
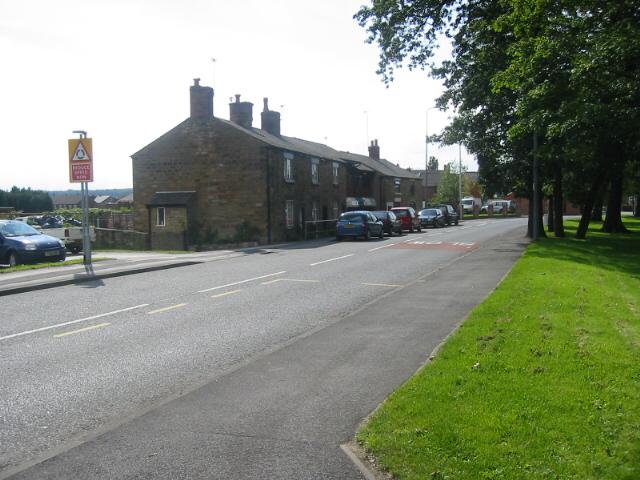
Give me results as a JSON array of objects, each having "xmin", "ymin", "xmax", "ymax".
[
  {"xmin": 147, "ymin": 191, "xmax": 195, "ymax": 207},
  {"xmin": 117, "ymin": 193, "xmax": 134, "ymax": 203},
  {"xmin": 94, "ymin": 195, "xmax": 116, "ymax": 204},
  {"xmin": 51, "ymin": 194, "xmax": 83, "ymax": 206},
  {"xmin": 133, "ymin": 117, "xmax": 421, "ymax": 179}
]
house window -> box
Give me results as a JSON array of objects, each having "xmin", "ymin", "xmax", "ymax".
[
  {"xmin": 311, "ymin": 158, "xmax": 319, "ymax": 185},
  {"xmin": 332, "ymin": 200, "xmax": 339, "ymax": 219},
  {"xmin": 285, "ymin": 200, "xmax": 294, "ymax": 229},
  {"xmin": 312, "ymin": 201, "xmax": 319, "ymax": 221},
  {"xmin": 410, "ymin": 182, "xmax": 415, "ymax": 195},
  {"xmin": 156, "ymin": 207, "xmax": 166, "ymax": 227},
  {"xmin": 394, "ymin": 178, "xmax": 401, "ymax": 193},
  {"xmin": 332, "ymin": 162, "xmax": 339, "ymax": 185},
  {"xmin": 284, "ymin": 152, "xmax": 294, "ymax": 183}
]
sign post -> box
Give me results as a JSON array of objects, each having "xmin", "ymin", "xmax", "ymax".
[{"xmin": 68, "ymin": 131, "xmax": 93, "ymax": 266}]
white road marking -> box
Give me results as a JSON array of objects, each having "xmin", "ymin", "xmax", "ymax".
[
  {"xmin": 368, "ymin": 243, "xmax": 398, "ymax": 252},
  {"xmin": 261, "ymin": 278, "xmax": 320, "ymax": 285},
  {"xmin": 148, "ymin": 303, "xmax": 188, "ymax": 315},
  {"xmin": 310, "ymin": 254, "xmax": 354, "ymax": 266},
  {"xmin": 362, "ymin": 283, "xmax": 402, "ymax": 288},
  {"xmin": 0, "ymin": 304, "xmax": 150, "ymax": 342},
  {"xmin": 198, "ymin": 271, "xmax": 286, "ymax": 293},
  {"xmin": 54, "ymin": 322, "xmax": 111, "ymax": 338}
]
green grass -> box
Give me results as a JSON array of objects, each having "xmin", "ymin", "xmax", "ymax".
[
  {"xmin": 0, "ymin": 257, "xmax": 113, "ymax": 273},
  {"xmin": 357, "ymin": 218, "xmax": 640, "ymax": 479}
]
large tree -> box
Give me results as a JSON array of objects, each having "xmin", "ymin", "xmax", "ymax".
[{"xmin": 356, "ymin": 0, "xmax": 640, "ymax": 239}]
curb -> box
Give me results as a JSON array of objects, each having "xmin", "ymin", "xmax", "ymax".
[{"xmin": 0, "ymin": 261, "xmax": 201, "ymax": 296}]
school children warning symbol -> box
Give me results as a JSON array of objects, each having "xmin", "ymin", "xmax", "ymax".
[{"xmin": 68, "ymin": 138, "xmax": 94, "ymax": 182}]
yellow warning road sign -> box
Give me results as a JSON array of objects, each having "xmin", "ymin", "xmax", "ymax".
[{"xmin": 68, "ymin": 138, "xmax": 93, "ymax": 183}]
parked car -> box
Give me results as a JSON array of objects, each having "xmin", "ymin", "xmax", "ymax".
[
  {"xmin": 371, "ymin": 210, "xmax": 403, "ymax": 236},
  {"xmin": 390, "ymin": 207, "xmax": 422, "ymax": 232},
  {"xmin": 418, "ymin": 208, "xmax": 447, "ymax": 228},
  {"xmin": 336, "ymin": 211, "xmax": 384, "ymax": 241},
  {"xmin": 0, "ymin": 220, "xmax": 66, "ymax": 267},
  {"xmin": 434, "ymin": 204, "xmax": 459, "ymax": 225},
  {"xmin": 461, "ymin": 196, "xmax": 482, "ymax": 215},
  {"xmin": 480, "ymin": 200, "xmax": 516, "ymax": 214}
]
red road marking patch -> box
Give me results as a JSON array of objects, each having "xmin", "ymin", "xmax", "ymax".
[{"xmin": 391, "ymin": 241, "xmax": 479, "ymax": 252}]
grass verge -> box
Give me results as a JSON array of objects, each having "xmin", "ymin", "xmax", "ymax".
[
  {"xmin": 0, "ymin": 257, "xmax": 113, "ymax": 273},
  {"xmin": 357, "ymin": 218, "xmax": 640, "ymax": 479}
]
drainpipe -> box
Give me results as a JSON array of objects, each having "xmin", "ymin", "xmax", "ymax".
[{"xmin": 266, "ymin": 148, "xmax": 272, "ymax": 243}]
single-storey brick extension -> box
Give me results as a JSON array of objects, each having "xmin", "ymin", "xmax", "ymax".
[{"xmin": 132, "ymin": 79, "xmax": 425, "ymax": 250}]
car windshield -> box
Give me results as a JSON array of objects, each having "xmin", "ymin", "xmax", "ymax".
[
  {"xmin": 393, "ymin": 209, "xmax": 408, "ymax": 217},
  {"xmin": 371, "ymin": 211, "xmax": 386, "ymax": 220},
  {"xmin": 462, "ymin": 200, "xmax": 473, "ymax": 205},
  {"xmin": 339, "ymin": 213, "xmax": 365, "ymax": 223},
  {"xmin": 420, "ymin": 209, "xmax": 439, "ymax": 215},
  {"xmin": 0, "ymin": 222, "xmax": 40, "ymax": 237}
]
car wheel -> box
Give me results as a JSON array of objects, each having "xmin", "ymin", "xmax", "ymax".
[
  {"xmin": 364, "ymin": 228, "xmax": 370, "ymax": 241},
  {"xmin": 379, "ymin": 229, "xmax": 384, "ymax": 239},
  {"xmin": 417, "ymin": 225, "xmax": 422, "ymax": 232},
  {"xmin": 455, "ymin": 219, "xmax": 459, "ymax": 225},
  {"xmin": 7, "ymin": 251, "xmax": 19, "ymax": 267},
  {"xmin": 409, "ymin": 225, "xmax": 414, "ymax": 233}
]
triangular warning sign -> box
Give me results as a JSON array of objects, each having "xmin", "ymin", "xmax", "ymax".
[{"xmin": 72, "ymin": 141, "xmax": 90, "ymax": 161}]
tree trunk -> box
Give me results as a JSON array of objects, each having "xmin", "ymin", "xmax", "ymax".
[
  {"xmin": 553, "ymin": 165, "xmax": 565, "ymax": 237},
  {"xmin": 536, "ymin": 189, "xmax": 547, "ymax": 238},
  {"xmin": 576, "ymin": 175, "xmax": 605, "ymax": 239},
  {"xmin": 592, "ymin": 195, "xmax": 603, "ymax": 222},
  {"xmin": 547, "ymin": 196, "xmax": 554, "ymax": 232},
  {"xmin": 602, "ymin": 169, "xmax": 629, "ymax": 233}
]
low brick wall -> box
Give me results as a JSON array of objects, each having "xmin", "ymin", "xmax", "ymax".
[{"xmin": 95, "ymin": 228, "xmax": 149, "ymax": 250}]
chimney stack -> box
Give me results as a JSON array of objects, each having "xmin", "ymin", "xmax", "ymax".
[
  {"xmin": 190, "ymin": 78, "xmax": 214, "ymax": 120},
  {"xmin": 260, "ymin": 97, "xmax": 281, "ymax": 136},
  {"xmin": 368, "ymin": 139, "xmax": 380, "ymax": 161},
  {"xmin": 229, "ymin": 94, "xmax": 253, "ymax": 128}
]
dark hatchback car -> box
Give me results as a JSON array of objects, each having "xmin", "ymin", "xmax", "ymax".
[
  {"xmin": 418, "ymin": 208, "xmax": 446, "ymax": 228},
  {"xmin": 336, "ymin": 211, "xmax": 384, "ymax": 241},
  {"xmin": 390, "ymin": 207, "xmax": 422, "ymax": 232},
  {"xmin": 371, "ymin": 210, "xmax": 403, "ymax": 236},
  {"xmin": 434, "ymin": 204, "xmax": 459, "ymax": 226},
  {"xmin": 0, "ymin": 220, "xmax": 66, "ymax": 267}
]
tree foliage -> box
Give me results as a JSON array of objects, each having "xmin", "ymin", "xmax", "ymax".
[
  {"xmin": 356, "ymin": 0, "xmax": 640, "ymax": 238},
  {"xmin": 0, "ymin": 186, "xmax": 53, "ymax": 212}
]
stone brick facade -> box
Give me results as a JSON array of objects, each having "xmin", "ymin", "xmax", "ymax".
[{"xmin": 131, "ymin": 80, "xmax": 423, "ymax": 249}]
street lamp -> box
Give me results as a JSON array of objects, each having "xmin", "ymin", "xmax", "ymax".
[{"xmin": 424, "ymin": 106, "xmax": 437, "ymax": 208}]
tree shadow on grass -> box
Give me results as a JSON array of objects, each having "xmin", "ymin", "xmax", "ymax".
[{"xmin": 526, "ymin": 219, "xmax": 640, "ymax": 278}]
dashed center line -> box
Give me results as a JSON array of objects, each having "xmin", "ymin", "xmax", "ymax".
[
  {"xmin": 262, "ymin": 278, "xmax": 321, "ymax": 285},
  {"xmin": 54, "ymin": 322, "xmax": 111, "ymax": 338},
  {"xmin": 310, "ymin": 254, "xmax": 354, "ymax": 266},
  {"xmin": 211, "ymin": 289, "xmax": 242, "ymax": 299},
  {"xmin": 362, "ymin": 283, "xmax": 402, "ymax": 288},
  {"xmin": 198, "ymin": 271, "xmax": 286, "ymax": 293},
  {"xmin": 148, "ymin": 303, "xmax": 187, "ymax": 315},
  {"xmin": 368, "ymin": 243, "xmax": 398, "ymax": 252},
  {"xmin": 0, "ymin": 304, "xmax": 150, "ymax": 342}
]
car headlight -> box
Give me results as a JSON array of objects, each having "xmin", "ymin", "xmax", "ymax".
[
  {"xmin": 24, "ymin": 243, "xmax": 37, "ymax": 250},
  {"xmin": 58, "ymin": 240, "xmax": 65, "ymax": 248}
]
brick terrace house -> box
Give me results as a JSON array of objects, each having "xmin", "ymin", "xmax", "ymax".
[{"xmin": 132, "ymin": 79, "xmax": 426, "ymax": 250}]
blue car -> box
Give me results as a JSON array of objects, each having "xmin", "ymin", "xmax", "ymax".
[
  {"xmin": 336, "ymin": 211, "xmax": 384, "ymax": 241},
  {"xmin": 0, "ymin": 220, "xmax": 66, "ymax": 267}
]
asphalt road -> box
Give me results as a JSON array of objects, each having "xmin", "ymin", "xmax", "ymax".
[{"xmin": 0, "ymin": 218, "xmax": 528, "ymax": 479}]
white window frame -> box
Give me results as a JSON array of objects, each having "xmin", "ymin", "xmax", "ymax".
[
  {"xmin": 394, "ymin": 178, "xmax": 401, "ymax": 193},
  {"xmin": 332, "ymin": 200, "xmax": 339, "ymax": 219},
  {"xmin": 332, "ymin": 162, "xmax": 339, "ymax": 185},
  {"xmin": 311, "ymin": 158, "xmax": 320, "ymax": 185},
  {"xmin": 311, "ymin": 200, "xmax": 319, "ymax": 222},
  {"xmin": 156, "ymin": 207, "xmax": 166, "ymax": 227},
  {"xmin": 284, "ymin": 152, "xmax": 294, "ymax": 183},
  {"xmin": 285, "ymin": 200, "xmax": 294, "ymax": 229}
]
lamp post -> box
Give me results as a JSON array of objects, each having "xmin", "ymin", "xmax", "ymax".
[
  {"xmin": 424, "ymin": 106, "xmax": 437, "ymax": 208},
  {"xmin": 458, "ymin": 142, "xmax": 463, "ymax": 220}
]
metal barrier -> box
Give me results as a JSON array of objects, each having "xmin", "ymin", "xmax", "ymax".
[{"xmin": 304, "ymin": 219, "xmax": 338, "ymax": 240}]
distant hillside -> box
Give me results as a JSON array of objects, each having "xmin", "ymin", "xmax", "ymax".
[{"xmin": 49, "ymin": 188, "xmax": 132, "ymax": 199}]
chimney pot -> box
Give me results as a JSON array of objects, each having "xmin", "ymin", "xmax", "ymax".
[
  {"xmin": 235, "ymin": 94, "xmax": 241, "ymax": 103},
  {"xmin": 368, "ymin": 139, "xmax": 380, "ymax": 161},
  {"xmin": 194, "ymin": 78, "xmax": 200, "ymax": 86},
  {"xmin": 263, "ymin": 97, "xmax": 269, "ymax": 112},
  {"xmin": 261, "ymin": 97, "xmax": 281, "ymax": 136}
]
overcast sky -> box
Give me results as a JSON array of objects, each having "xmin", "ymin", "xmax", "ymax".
[{"xmin": 0, "ymin": 0, "xmax": 477, "ymax": 191}]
